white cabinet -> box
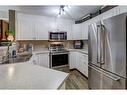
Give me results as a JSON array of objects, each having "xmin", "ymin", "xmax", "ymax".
[
  {"xmin": 35, "ymin": 21, "xmax": 49, "ymax": 40},
  {"xmin": 29, "ymin": 54, "xmax": 38, "ymax": 65},
  {"xmin": 81, "ymin": 22, "xmax": 88, "ymax": 39},
  {"xmin": 72, "ymin": 22, "xmax": 88, "ymax": 40},
  {"xmin": 16, "ymin": 18, "xmax": 36, "ymax": 40},
  {"xmin": 16, "ymin": 14, "xmax": 49, "ymax": 40},
  {"xmin": 29, "ymin": 53, "xmax": 49, "ymax": 68},
  {"xmin": 76, "ymin": 52, "xmax": 88, "ymax": 77},
  {"xmin": 69, "ymin": 52, "xmax": 78, "ymax": 69},
  {"xmin": 72, "ymin": 24, "xmax": 82, "ymax": 40},
  {"xmin": 55, "ymin": 19, "xmax": 73, "ymax": 40},
  {"xmin": 16, "ymin": 13, "xmax": 73, "ymax": 40},
  {"xmin": 69, "ymin": 51, "xmax": 88, "ymax": 77},
  {"xmin": 37, "ymin": 53, "xmax": 49, "ymax": 68}
]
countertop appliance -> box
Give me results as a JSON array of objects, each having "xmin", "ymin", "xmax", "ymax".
[
  {"xmin": 49, "ymin": 31, "xmax": 67, "ymax": 41},
  {"xmin": 49, "ymin": 43, "xmax": 69, "ymax": 68},
  {"xmin": 74, "ymin": 40, "xmax": 83, "ymax": 49},
  {"xmin": 88, "ymin": 13, "xmax": 127, "ymax": 89}
]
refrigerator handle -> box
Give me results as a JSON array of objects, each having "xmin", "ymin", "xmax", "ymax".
[
  {"xmin": 97, "ymin": 25, "xmax": 101, "ymax": 64},
  {"xmin": 100, "ymin": 24, "xmax": 105, "ymax": 65}
]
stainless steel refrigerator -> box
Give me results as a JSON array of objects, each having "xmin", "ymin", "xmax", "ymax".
[{"xmin": 88, "ymin": 13, "xmax": 127, "ymax": 89}]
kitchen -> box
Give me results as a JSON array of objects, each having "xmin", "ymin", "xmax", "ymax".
[{"xmin": 0, "ymin": 5, "xmax": 126, "ymax": 89}]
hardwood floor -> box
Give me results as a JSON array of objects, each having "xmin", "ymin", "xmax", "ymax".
[{"xmin": 54, "ymin": 66, "xmax": 88, "ymax": 89}]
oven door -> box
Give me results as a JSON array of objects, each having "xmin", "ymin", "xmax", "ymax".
[{"xmin": 50, "ymin": 53, "xmax": 68, "ymax": 68}]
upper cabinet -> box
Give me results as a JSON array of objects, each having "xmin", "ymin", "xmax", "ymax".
[
  {"xmin": 72, "ymin": 23, "xmax": 88, "ymax": 40},
  {"xmin": 34, "ymin": 20, "xmax": 49, "ymax": 40},
  {"xmin": 16, "ymin": 13, "xmax": 73, "ymax": 40},
  {"xmin": 15, "ymin": 6, "xmax": 127, "ymax": 41},
  {"xmin": 72, "ymin": 24, "xmax": 82, "ymax": 40},
  {"xmin": 56, "ymin": 19, "xmax": 73, "ymax": 40},
  {"xmin": 16, "ymin": 17, "xmax": 36, "ymax": 40},
  {"xmin": 81, "ymin": 22, "xmax": 88, "ymax": 40}
]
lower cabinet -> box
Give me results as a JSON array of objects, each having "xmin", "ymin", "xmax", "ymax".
[
  {"xmin": 69, "ymin": 52, "xmax": 78, "ymax": 69},
  {"xmin": 69, "ymin": 51, "xmax": 88, "ymax": 77},
  {"xmin": 30, "ymin": 54, "xmax": 38, "ymax": 65},
  {"xmin": 30, "ymin": 53, "xmax": 49, "ymax": 68}
]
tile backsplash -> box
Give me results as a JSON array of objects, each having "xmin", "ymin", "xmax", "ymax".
[{"xmin": 17, "ymin": 40, "xmax": 88, "ymax": 51}]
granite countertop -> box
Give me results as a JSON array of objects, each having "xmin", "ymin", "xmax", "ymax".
[{"xmin": 0, "ymin": 62, "xmax": 69, "ymax": 89}]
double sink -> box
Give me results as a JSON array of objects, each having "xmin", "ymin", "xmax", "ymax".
[{"xmin": 0, "ymin": 53, "xmax": 32, "ymax": 64}]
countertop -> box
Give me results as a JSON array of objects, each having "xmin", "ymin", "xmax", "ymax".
[
  {"xmin": 0, "ymin": 62, "xmax": 69, "ymax": 89},
  {"xmin": 32, "ymin": 49, "xmax": 50, "ymax": 54},
  {"xmin": 31, "ymin": 48, "xmax": 88, "ymax": 55},
  {"xmin": 68, "ymin": 49, "xmax": 88, "ymax": 55}
]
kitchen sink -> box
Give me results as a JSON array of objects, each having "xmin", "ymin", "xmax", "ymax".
[{"xmin": 0, "ymin": 54, "xmax": 32, "ymax": 64}]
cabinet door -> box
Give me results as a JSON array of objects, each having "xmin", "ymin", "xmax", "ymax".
[
  {"xmin": 37, "ymin": 53, "xmax": 49, "ymax": 68},
  {"xmin": 16, "ymin": 18, "xmax": 35, "ymax": 40},
  {"xmin": 35, "ymin": 21, "xmax": 49, "ymax": 40},
  {"xmin": 76, "ymin": 52, "xmax": 88, "ymax": 77},
  {"xmin": 75, "ymin": 52, "xmax": 82, "ymax": 71},
  {"xmin": 56, "ymin": 19, "xmax": 73, "ymax": 40},
  {"xmin": 81, "ymin": 22, "xmax": 88, "ymax": 39},
  {"xmin": 69, "ymin": 52, "xmax": 77, "ymax": 69},
  {"xmin": 81, "ymin": 54, "xmax": 88, "ymax": 77},
  {"xmin": 72, "ymin": 24, "xmax": 82, "ymax": 40},
  {"xmin": 29, "ymin": 54, "xmax": 38, "ymax": 65}
]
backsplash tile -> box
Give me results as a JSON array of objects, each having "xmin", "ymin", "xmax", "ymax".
[{"xmin": 17, "ymin": 40, "xmax": 88, "ymax": 51}]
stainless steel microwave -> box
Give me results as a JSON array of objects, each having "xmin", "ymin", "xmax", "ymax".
[{"xmin": 49, "ymin": 32, "xmax": 67, "ymax": 41}]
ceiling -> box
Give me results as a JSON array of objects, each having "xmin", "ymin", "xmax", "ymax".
[{"xmin": 0, "ymin": 5, "xmax": 101, "ymax": 20}]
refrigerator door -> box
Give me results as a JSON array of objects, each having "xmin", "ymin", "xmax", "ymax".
[
  {"xmin": 100, "ymin": 13, "xmax": 126, "ymax": 78},
  {"xmin": 88, "ymin": 64, "xmax": 126, "ymax": 89},
  {"xmin": 88, "ymin": 22, "xmax": 100, "ymax": 67}
]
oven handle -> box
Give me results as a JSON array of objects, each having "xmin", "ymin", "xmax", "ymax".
[{"xmin": 50, "ymin": 52, "xmax": 69, "ymax": 55}]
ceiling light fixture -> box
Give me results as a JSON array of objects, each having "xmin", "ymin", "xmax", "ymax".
[
  {"xmin": 57, "ymin": 5, "xmax": 71, "ymax": 18},
  {"xmin": 68, "ymin": 5, "xmax": 71, "ymax": 9}
]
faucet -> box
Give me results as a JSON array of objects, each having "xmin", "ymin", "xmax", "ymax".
[{"xmin": 2, "ymin": 42, "xmax": 11, "ymax": 62}]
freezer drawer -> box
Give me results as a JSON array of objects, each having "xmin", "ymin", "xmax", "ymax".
[{"xmin": 88, "ymin": 65, "xmax": 127, "ymax": 89}]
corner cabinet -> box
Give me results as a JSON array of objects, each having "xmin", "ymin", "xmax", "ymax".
[
  {"xmin": 29, "ymin": 53, "xmax": 49, "ymax": 68},
  {"xmin": 69, "ymin": 51, "xmax": 88, "ymax": 77},
  {"xmin": 72, "ymin": 23, "xmax": 88, "ymax": 40},
  {"xmin": 37, "ymin": 53, "xmax": 49, "ymax": 68}
]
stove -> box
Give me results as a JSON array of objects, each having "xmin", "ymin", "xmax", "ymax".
[{"xmin": 49, "ymin": 43, "xmax": 69, "ymax": 68}]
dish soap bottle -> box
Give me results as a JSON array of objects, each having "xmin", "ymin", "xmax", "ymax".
[{"xmin": 12, "ymin": 49, "xmax": 16, "ymax": 58}]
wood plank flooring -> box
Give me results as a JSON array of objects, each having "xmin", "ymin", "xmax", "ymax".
[{"xmin": 54, "ymin": 66, "xmax": 88, "ymax": 89}]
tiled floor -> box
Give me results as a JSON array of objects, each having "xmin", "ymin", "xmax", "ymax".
[{"xmin": 54, "ymin": 66, "xmax": 88, "ymax": 89}]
